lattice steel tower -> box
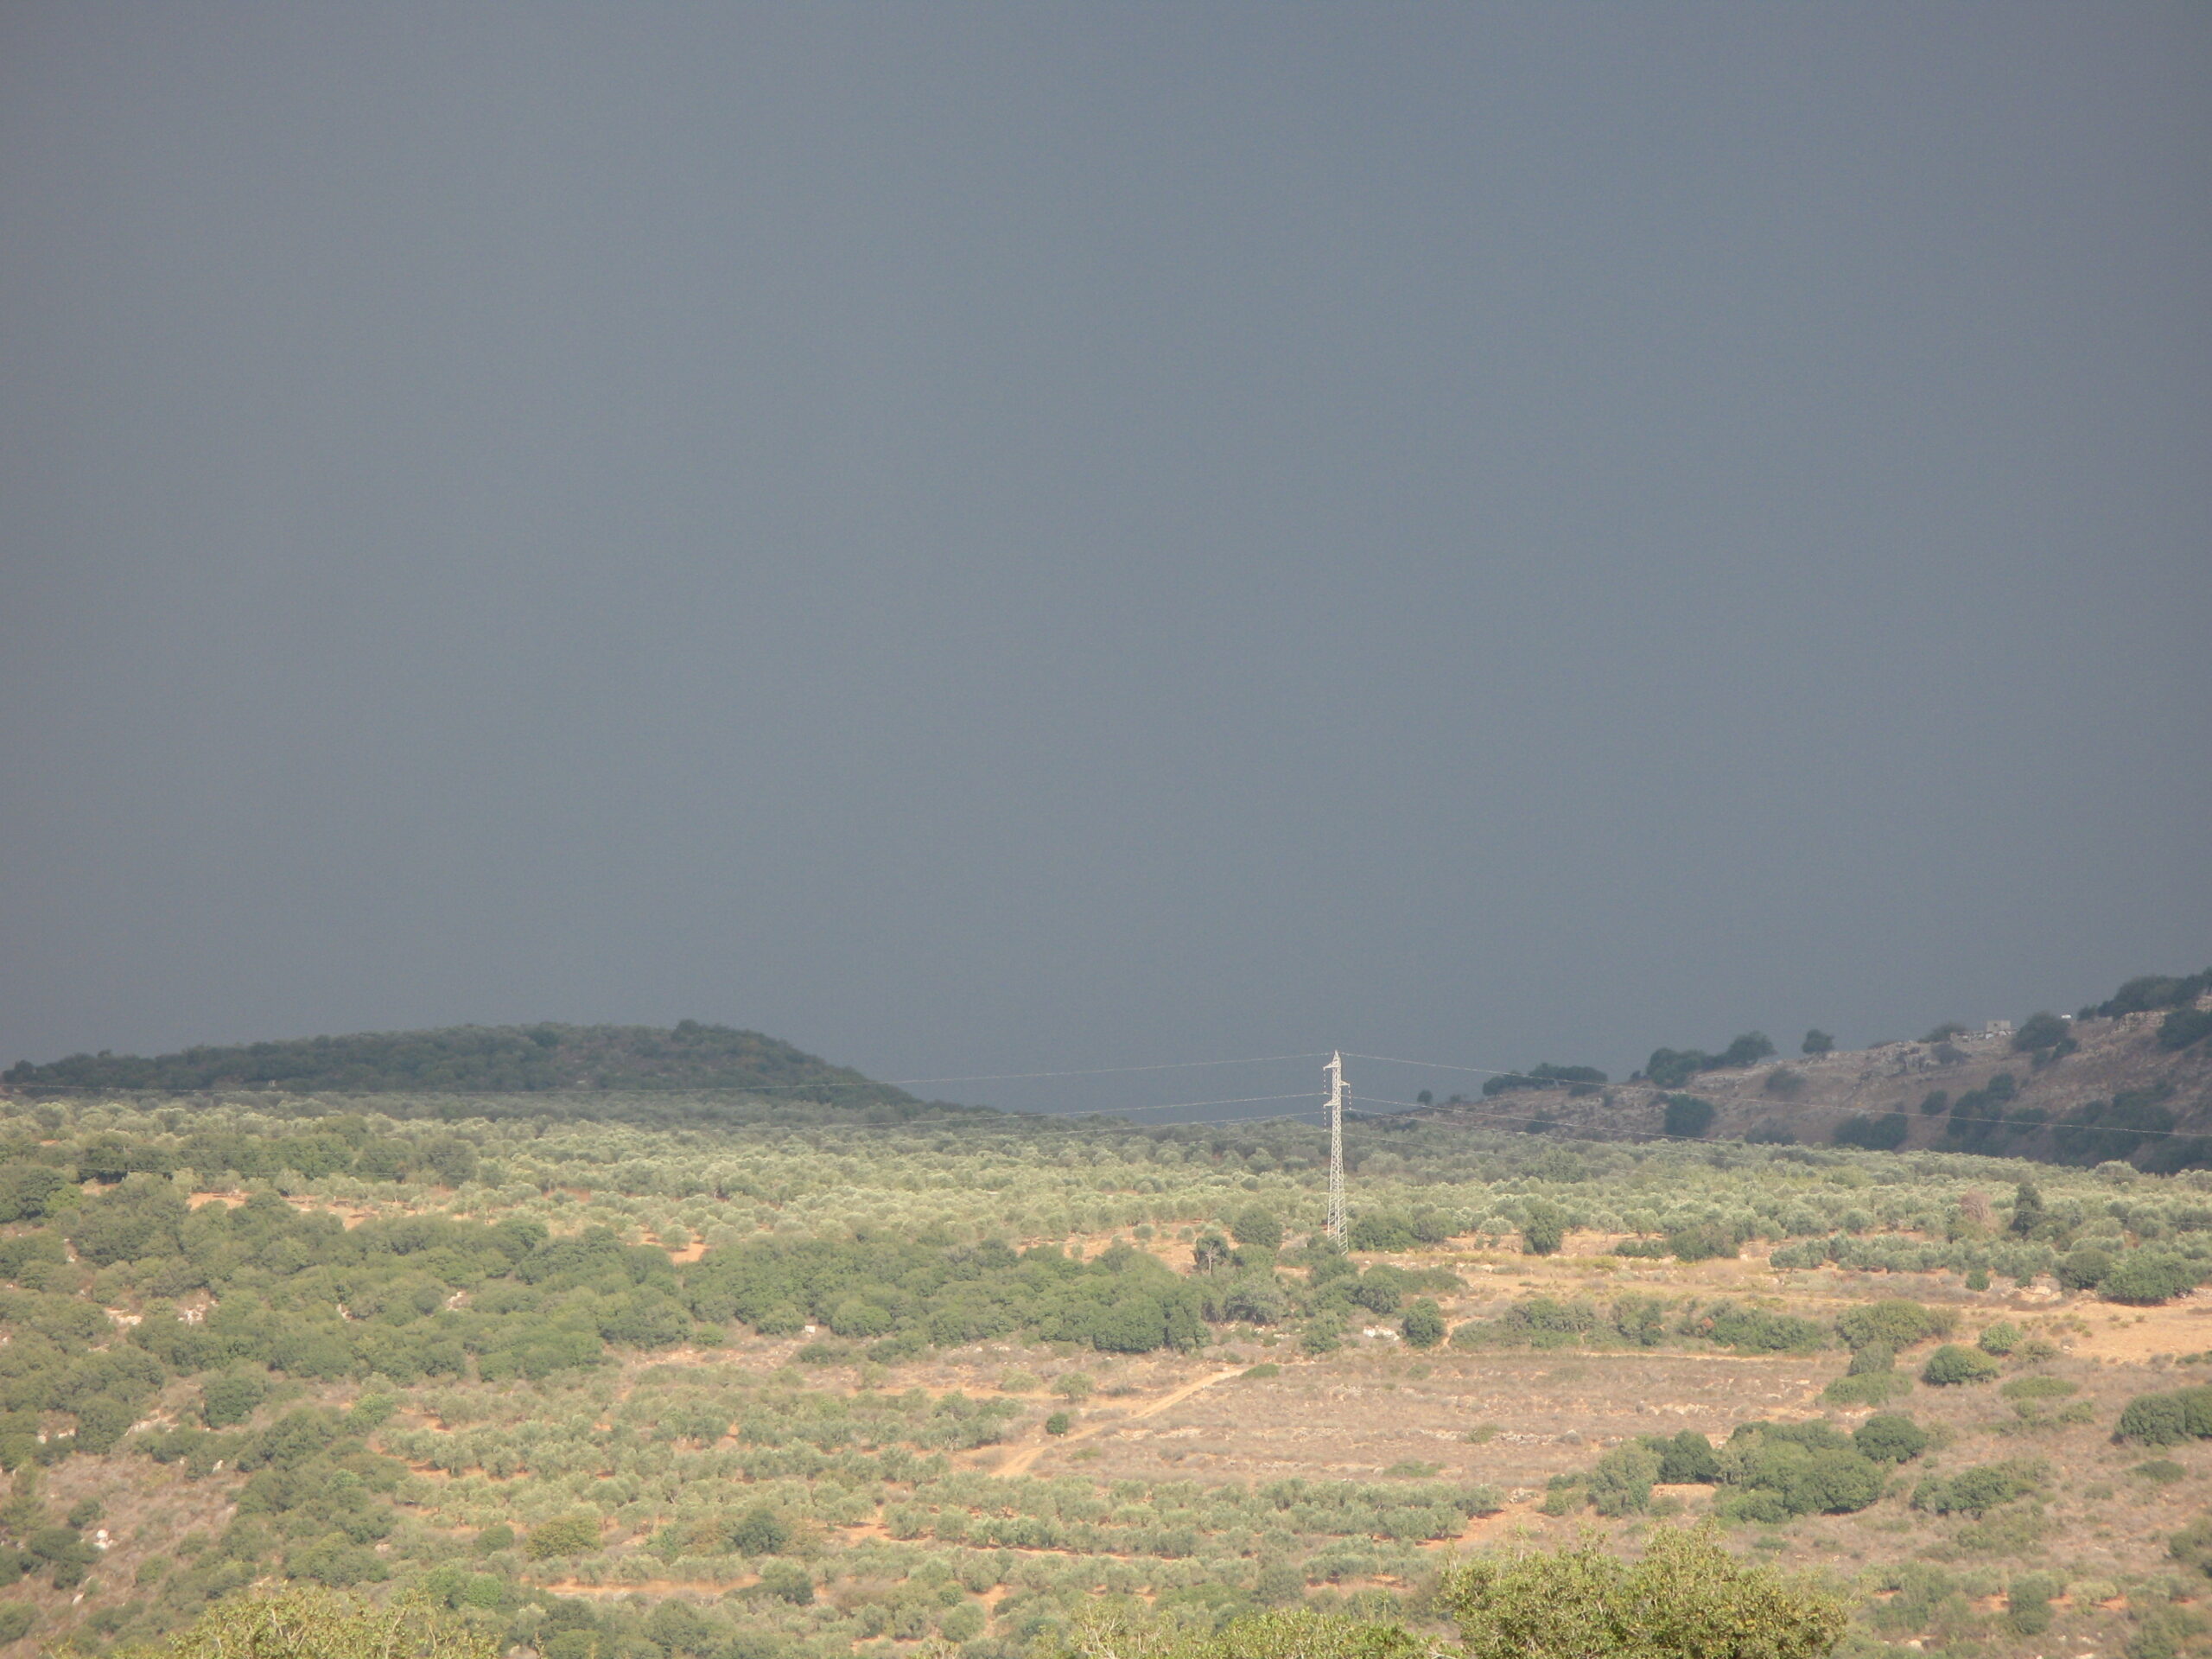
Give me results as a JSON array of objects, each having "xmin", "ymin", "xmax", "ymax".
[{"xmin": 1325, "ymin": 1051, "xmax": 1347, "ymax": 1243}]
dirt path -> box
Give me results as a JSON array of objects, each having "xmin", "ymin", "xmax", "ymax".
[{"xmin": 993, "ymin": 1367, "xmax": 1243, "ymax": 1478}]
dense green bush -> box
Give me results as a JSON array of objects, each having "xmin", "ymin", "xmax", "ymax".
[
  {"xmin": 1717, "ymin": 1421, "xmax": 1886, "ymax": 1518},
  {"xmin": 1643, "ymin": 1049, "xmax": 1709, "ymax": 1090},
  {"xmin": 1911, "ymin": 1459, "xmax": 2045, "ymax": 1516},
  {"xmin": 1834, "ymin": 1113, "xmax": 1909, "ymax": 1151},
  {"xmin": 524, "ymin": 1514, "xmax": 601, "ymax": 1560},
  {"xmin": 2099, "ymin": 1253, "xmax": 2203, "ymax": 1305},
  {"xmin": 1518, "ymin": 1203, "xmax": 1566, "ymax": 1256},
  {"xmin": 1922, "ymin": 1344, "xmax": 2000, "ymax": 1386},
  {"xmin": 1853, "ymin": 1414, "xmax": 1929, "ymax": 1465},
  {"xmin": 2160, "ymin": 1007, "xmax": 2212, "ymax": 1052},
  {"xmin": 1582, "ymin": 1444, "xmax": 1664, "ymax": 1516},
  {"xmin": 1400, "ymin": 1300, "xmax": 1444, "ymax": 1349},
  {"xmin": 1837, "ymin": 1300, "xmax": 1951, "ymax": 1353},
  {"xmin": 1663, "ymin": 1219, "xmax": 1742, "ymax": 1262},
  {"xmin": 2094, "ymin": 969, "xmax": 2212, "ymax": 1020},
  {"xmin": 2057, "ymin": 1244, "xmax": 2116, "ymax": 1291},
  {"xmin": 1683, "ymin": 1300, "xmax": 1825, "ymax": 1353},
  {"xmin": 1648, "ymin": 1034, "xmax": 1779, "ymax": 1084},
  {"xmin": 1346, "ymin": 1211, "xmax": 1452, "ymax": 1252},
  {"xmin": 1662, "ymin": 1096, "xmax": 1716, "ymax": 1139},
  {"xmin": 1638, "ymin": 1428, "xmax": 1720, "ymax": 1484},
  {"xmin": 1480, "ymin": 1063, "xmax": 1607, "ymax": 1099},
  {"xmin": 1439, "ymin": 1526, "xmax": 1846, "ymax": 1659},
  {"xmin": 1230, "ymin": 1207, "xmax": 1284, "ymax": 1250},
  {"xmin": 105, "ymin": 1586, "xmax": 497, "ymax": 1659},
  {"xmin": 2115, "ymin": 1386, "xmax": 2212, "ymax": 1446},
  {"xmin": 686, "ymin": 1235, "xmax": 1207, "ymax": 1355},
  {"xmin": 2169, "ymin": 1512, "xmax": 2212, "ymax": 1577},
  {"xmin": 2052, "ymin": 1087, "xmax": 2180, "ymax": 1166}
]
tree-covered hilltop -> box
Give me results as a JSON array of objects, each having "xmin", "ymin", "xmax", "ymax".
[{"xmin": 2, "ymin": 1022, "xmax": 917, "ymax": 1105}]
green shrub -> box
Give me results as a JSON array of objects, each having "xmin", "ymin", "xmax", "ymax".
[
  {"xmin": 2008, "ymin": 1569, "xmax": 2063, "ymax": 1635},
  {"xmin": 1230, "ymin": 1207, "xmax": 1284, "ymax": 1250},
  {"xmin": 1644, "ymin": 1049, "xmax": 1710, "ymax": 1090},
  {"xmin": 2101, "ymin": 1253, "xmax": 2203, "ymax": 1306},
  {"xmin": 1684, "ymin": 1301, "xmax": 1824, "ymax": 1354},
  {"xmin": 1853, "ymin": 1414, "xmax": 1929, "ymax": 1465},
  {"xmin": 1401, "ymin": 1300, "xmax": 1445, "ymax": 1350},
  {"xmin": 201, "ymin": 1370, "xmax": 267, "ymax": 1428},
  {"xmin": 97, "ymin": 1586, "xmax": 496, "ymax": 1659},
  {"xmin": 1978, "ymin": 1322, "xmax": 2020, "ymax": 1357},
  {"xmin": 1440, "ymin": 1525, "xmax": 1845, "ymax": 1659},
  {"xmin": 2170, "ymin": 1513, "xmax": 2212, "ymax": 1576},
  {"xmin": 1586, "ymin": 1445, "xmax": 1663, "ymax": 1516},
  {"xmin": 1349, "ymin": 1212, "xmax": 1421, "ymax": 1252},
  {"xmin": 1837, "ymin": 1300, "xmax": 1950, "ymax": 1353},
  {"xmin": 1911, "ymin": 1459, "xmax": 2045, "ymax": 1516},
  {"xmin": 1717, "ymin": 1033, "xmax": 1777, "ymax": 1069},
  {"xmin": 1665, "ymin": 1220, "xmax": 1740, "ymax": 1262},
  {"xmin": 2117, "ymin": 1392, "xmax": 2191, "ymax": 1446},
  {"xmin": 1802, "ymin": 1030, "xmax": 1834, "ymax": 1056},
  {"xmin": 1834, "ymin": 1113, "xmax": 1908, "ymax": 1151},
  {"xmin": 1519, "ymin": 1204, "xmax": 1565, "ymax": 1256},
  {"xmin": 754, "ymin": 1560, "xmax": 813, "ymax": 1605},
  {"xmin": 1721, "ymin": 1423, "xmax": 1886, "ymax": 1516},
  {"xmin": 730, "ymin": 1504, "xmax": 790, "ymax": 1555},
  {"xmin": 2161, "ymin": 1007, "xmax": 2212, "ymax": 1052},
  {"xmin": 524, "ymin": 1514, "xmax": 601, "ymax": 1560},
  {"xmin": 1045, "ymin": 1411, "xmax": 1072, "ymax": 1435},
  {"xmin": 2114, "ymin": 1386, "xmax": 2212, "ymax": 1446},
  {"xmin": 1452, "ymin": 1295, "xmax": 1598, "ymax": 1351},
  {"xmin": 1662, "ymin": 1096, "xmax": 1716, "ymax": 1139},
  {"xmin": 1922, "ymin": 1344, "xmax": 2000, "ymax": 1386},
  {"xmin": 1823, "ymin": 1370, "xmax": 1910, "ymax": 1407},
  {"xmin": 1637, "ymin": 1428, "xmax": 1719, "ymax": 1484},
  {"xmin": 2057, "ymin": 1246, "xmax": 2115, "ymax": 1291}
]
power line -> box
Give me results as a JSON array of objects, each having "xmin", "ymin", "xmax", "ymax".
[{"xmin": 884, "ymin": 1053, "xmax": 1327, "ymax": 1087}]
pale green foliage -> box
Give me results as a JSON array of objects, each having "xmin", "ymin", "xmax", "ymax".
[
  {"xmin": 1439, "ymin": 1526, "xmax": 1847, "ymax": 1659},
  {"xmin": 1067, "ymin": 1604, "xmax": 1449, "ymax": 1659},
  {"xmin": 109, "ymin": 1588, "xmax": 497, "ymax": 1659}
]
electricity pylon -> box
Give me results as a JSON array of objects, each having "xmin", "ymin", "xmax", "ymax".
[{"xmin": 1325, "ymin": 1051, "xmax": 1347, "ymax": 1243}]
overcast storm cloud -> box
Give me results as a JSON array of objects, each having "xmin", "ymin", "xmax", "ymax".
[{"xmin": 2, "ymin": 5, "xmax": 2207, "ymax": 1116}]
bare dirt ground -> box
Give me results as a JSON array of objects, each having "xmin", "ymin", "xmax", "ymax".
[{"xmin": 991, "ymin": 1366, "xmax": 1244, "ymax": 1478}]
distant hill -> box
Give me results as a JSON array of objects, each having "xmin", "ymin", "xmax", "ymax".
[
  {"xmin": 0, "ymin": 1020, "xmax": 921, "ymax": 1106},
  {"xmin": 1421, "ymin": 965, "xmax": 2212, "ymax": 1172}
]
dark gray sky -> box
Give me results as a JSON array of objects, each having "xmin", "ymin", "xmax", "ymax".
[{"xmin": 3, "ymin": 4, "xmax": 2207, "ymax": 1116}]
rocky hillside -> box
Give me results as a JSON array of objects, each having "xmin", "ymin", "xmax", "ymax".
[{"xmin": 1422, "ymin": 970, "xmax": 2212, "ymax": 1171}]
